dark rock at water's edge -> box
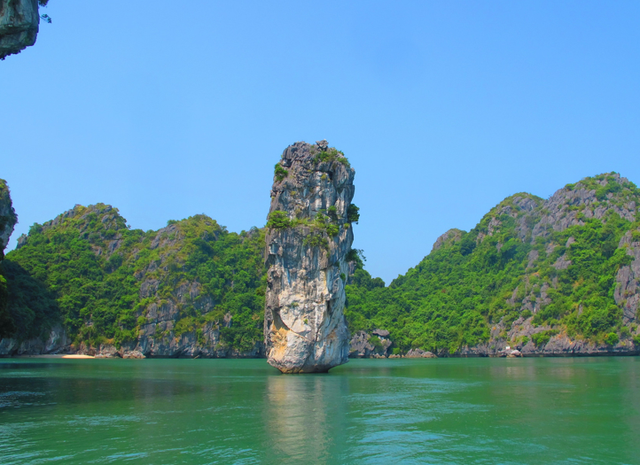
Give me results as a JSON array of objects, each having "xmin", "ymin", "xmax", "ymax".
[
  {"xmin": 345, "ymin": 172, "xmax": 640, "ymax": 358},
  {"xmin": 0, "ymin": 325, "xmax": 266, "ymax": 359},
  {"xmin": 349, "ymin": 329, "xmax": 392, "ymax": 358},
  {"xmin": 264, "ymin": 141, "xmax": 355, "ymax": 373},
  {"xmin": 0, "ymin": 324, "xmax": 68, "ymax": 356},
  {"xmin": 457, "ymin": 328, "xmax": 640, "ymax": 357},
  {"xmin": 348, "ymin": 328, "xmax": 639, "ymax": 358},
  {"xmin": 0, "ymin": 202, "xmax": 267, "ymax": 358},
  {"xmin": 405, "ymin": 348, "xmax": 437, "ymax": 358},
  {"xmin": 0, "ymin": 0, "xmax": 41, "ymax": 60},
  {"xmin": 2, "ymin": 171, "xmax": 640, "ymax": 359}
]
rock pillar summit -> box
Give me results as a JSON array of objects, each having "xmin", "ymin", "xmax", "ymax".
[{"xmin": 264, "ymin": 141, "xmax": 357, "ymax": 373}]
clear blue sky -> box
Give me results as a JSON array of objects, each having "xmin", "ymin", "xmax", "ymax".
[{"xmin": 2, "ymin": 1, "xmax": 639, "ymax": 284}]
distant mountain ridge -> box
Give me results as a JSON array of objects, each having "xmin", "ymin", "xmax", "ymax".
[{"xmin": 1, "ymin": 172, "xmax": 639, "ymax": 357}]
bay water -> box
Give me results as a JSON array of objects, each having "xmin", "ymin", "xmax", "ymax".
[{"xmin": 0, "ymin": 357, "xmax": 638, "ymax": 464}]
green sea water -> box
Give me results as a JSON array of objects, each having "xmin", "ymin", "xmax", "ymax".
[{"xmin": 0, "ymin": 357, "xmax": 638, "ymax": 464}]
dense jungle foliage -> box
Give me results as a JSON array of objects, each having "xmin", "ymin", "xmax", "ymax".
[
  {"xmin": 2, "ymin": 204, "xmax": 266, "ymax": 350},
  {"xmin": 345, "ymin": 173, "xmax": 640, "ymax": 354},
  {"xmin": 2, "ymin": 173, "xmax": 639, "ymax": 355},
  {"xmin": 0, "ymin": 178, "xmax": 19, "ymax": 338}
]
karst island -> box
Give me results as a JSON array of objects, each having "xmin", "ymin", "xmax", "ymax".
[{"xmin": 264, "ymin": 140, "xmax": 357, "ymax": 373}]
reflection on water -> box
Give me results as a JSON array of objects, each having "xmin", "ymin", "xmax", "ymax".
[
  {"xmin": 0, "ymin": 358, "xmax": 639, "ymax": 464},
  {"xmin": 265, "ymin": 375, "xmax": 348, "ymax": 464}
]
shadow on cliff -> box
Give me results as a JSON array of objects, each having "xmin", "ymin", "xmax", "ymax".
[{"xmin": 0, "ymin": 259, "xmax": 60, "ymax": 341}]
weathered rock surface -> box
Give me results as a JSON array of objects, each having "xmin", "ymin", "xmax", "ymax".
[
  {"xmin": 122, "ymin": 350, "xmax": 145, "ymax": 359},
  {"xmin": 264, "ymin": 141, "xmax": 355, "ymax": 373},
  {"xmin": 0, "ymin": 179, "xmax": 17, "ymax": 258},
  {"xmin": 531, "ymin": 174, "xmax": 636, "ymax": 241},
  {"xmin": 346, "ymin": 173, "xmax": 640, "ymax": 359},
  {"xmin": 0, "ymin": 178, "xmax": 18, "ymax": 340},
  {"xmin": 348, "ymin": 330, "xmax": 374, "ymax": 358},
  {"xmin": 432, "ymin": 228, "xmax": 463, "ymax": 252},
  {"xmin": 0, "ymin": 323, "xmax": 68, "ymax": 355},
  {"xmin": 405, "ymin": 348, "xmax": 437, "ymax": 358},
  {"xmin": 372, "ymin": 328, "xmax": 390, "ymax": 338},
  {"xmin": 4, "ymin": 168, "xmax": 639, "ymax": 360},
  {"xmin": 1, "ymin": 203, "xmax": 266, "ymax": 358},
  {"xmin": 349, "ymin": 329, "xmax": 392, "ymax": 358},
  {"xmin": 454, "ymin": 174, "xmax": 640, "ymax": 357},
  {"xmin": 453, "ymin": 312, "xmax": 639, "ymax": 357},
  {"xmin": 614, "ymin": 230, "xmax": 640, "ymax": 325},
  {"xmin": 0, "ymin": 0, "xmax": 40, "ymax": 60}
]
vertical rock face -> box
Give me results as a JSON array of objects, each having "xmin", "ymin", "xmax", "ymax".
[
  {"xmin": 0, "ymin": 178, "xmax": 18, "ymax": 339},
  {"xmin": 0, "ymin": 0, "xmax": 40, "ymax": 60},
  {"xmin": 0, "ymin": 179, "xmax": 17, "ymax": 258},
  {"xmin": 614, "ymin": 231, "xmax": 640, "ymax": 325},
  {"xmin": 264, "ymin": 141, "xmax": 356, "ymax": 373},
  {"xmin": 2, "ymin": 203, "xmax": 268, "ymax": 357}
]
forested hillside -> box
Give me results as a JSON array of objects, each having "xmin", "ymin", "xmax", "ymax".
[
  {"xmin": 346, "ymin": 173, "xmax": 640, "ymax": 356},
  {"xmin": 0, "ymin": 179, "xmax": 18, "ymax": 339},
  {"xmin": 1, "ymin": 204, "xmax": 266, "ymax": 356},
  {"xmin": 1, "ymin": 172, "xmax": 639, "ymax": 357}
]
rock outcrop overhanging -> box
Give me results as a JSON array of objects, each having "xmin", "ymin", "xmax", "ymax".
[
  {"xmin": 264, "ymin": 141, "xmax": 355, "ymax": 373},
  {"xmin": 0, "ymin": 0, "xmax": 40, "ymax": 60}
]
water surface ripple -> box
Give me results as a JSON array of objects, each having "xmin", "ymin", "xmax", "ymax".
[{"xmin": 0, "ymin": 357, "xmax": 638, "ymax": 464}]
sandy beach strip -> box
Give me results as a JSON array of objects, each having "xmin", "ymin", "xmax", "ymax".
[{"xmin": 14, "ymin": 354, "xmax": 95, "ymax": 359}]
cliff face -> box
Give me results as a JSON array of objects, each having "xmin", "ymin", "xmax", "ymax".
[
  {"xmin": 5, "ymin": 169, "xmax": 639, "ymax": 359},
  {"xmin": 615, "ymin": 231, "xmax": 640, "ymax": 326},
  {"xmin": 264, "ymin": 141, "xmax": 355, "ymax": 373},
  {"xmin": 0, "ymin": 178, "xmax": 18, "ymax": 338},
  {"xmin": 471, "ymin": 173, "xmax": 640, "ymax": 356},
  {"xmin": 1, "ymin": 204, "xmax": 266, "ymax": 357},
  {"xmin": 0, "ymin": 0, "xmax": 40, "ymax": 60},
  {"xmin": 346, "ymin": 172, "xmax": 640, "ymax": 357},
  {"xmin": 0, "ymin": 179, "xmax": 17, "ymax": 258}
]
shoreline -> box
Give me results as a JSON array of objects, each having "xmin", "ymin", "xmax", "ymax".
[
  {"xmin": 4, "ymin": 351, "xmax": 639, "ymax": 360},
  {"xmin": 9, "ymin": 354, "xmax": 96, "ymax": 359}
]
